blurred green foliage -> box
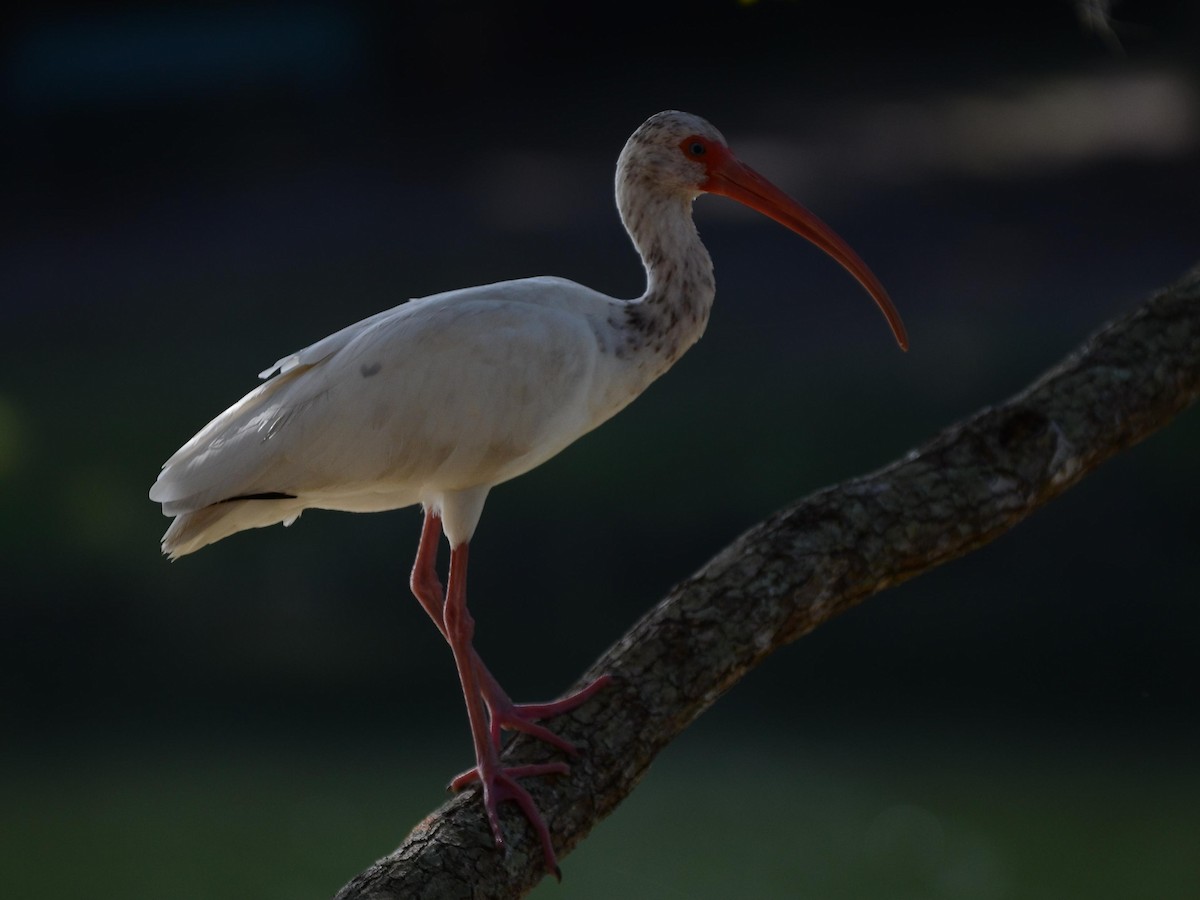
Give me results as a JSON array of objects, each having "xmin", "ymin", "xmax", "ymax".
[{"xmin": 3, "ymin": 721, "xmax": 1197, "ymax": 899}]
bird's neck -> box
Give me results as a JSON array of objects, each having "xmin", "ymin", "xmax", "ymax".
[{"xmin": 617, "ymin": 187, "xmax": 716, "ymax": 371}]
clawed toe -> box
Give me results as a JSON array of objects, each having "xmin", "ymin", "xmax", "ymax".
[
  {"xmin": 449, "ymin": 760, "xmax": 569, "ymax": 793},
  {"xmin": 442, "ymin": 665, "xmax": 612, "ymax": 875},
  {"xmin": 452, "ymin": 762, "xmax": 569, "ymax": 875},
  {"xmin": 482, "ymin": 673, "xmax": 613, "ymax": 753}
]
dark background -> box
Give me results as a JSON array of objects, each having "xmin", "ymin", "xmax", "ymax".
[{"xmin": 3, "ymin": 2, "xmax": 1198, "ymax": 897}]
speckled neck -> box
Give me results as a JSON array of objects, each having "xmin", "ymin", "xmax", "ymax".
[{"xmin": 615, "ymin": 159, "xmax": 716, "ymax": 373}]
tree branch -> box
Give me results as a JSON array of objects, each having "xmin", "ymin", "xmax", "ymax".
[{"xmin": 336, "ymin": 263, "xmax": 1200, "ymax": 900}]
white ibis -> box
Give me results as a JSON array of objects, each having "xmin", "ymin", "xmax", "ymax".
[{"xmin": 150, "ymin": 110, "xmax": 908, "ymax": 876}]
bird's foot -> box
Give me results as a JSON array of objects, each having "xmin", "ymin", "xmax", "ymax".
[
  {"xmin": 450, "ymin": 673, "xmax": 612, "ymax": 876},
  {"xmin": 450, "ymin": 759, "xmax": 571, "ymax": 879},
  {"xmin": 480, "ymin": 673, "xmax": 614, "ymax": 753}
]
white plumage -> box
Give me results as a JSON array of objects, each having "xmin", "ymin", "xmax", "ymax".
[
  {"xmin": 150, "ymin": 110, "xmax": 907, "ymax": 875},
  {"xmin": 151, "ymin": 277, "xmax": 649, "ymax": 553}
]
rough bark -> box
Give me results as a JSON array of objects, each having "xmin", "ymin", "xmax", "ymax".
[{"xmin": 336, "ymin": 263, "xmax": 1200, "ymax": 900}]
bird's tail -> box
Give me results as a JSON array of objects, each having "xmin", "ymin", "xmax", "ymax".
[{"xmin": 161, "ymin": 498, "xmax": 305, "ymax": 559}]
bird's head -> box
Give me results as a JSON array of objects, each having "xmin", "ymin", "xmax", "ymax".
[
  {"xmin": 617, "ymin": 110, "xmax": 730, "ymax": 196},
  {"xmin": 620, "ymin": 110, "xmax": 909, "ymax": 351}
]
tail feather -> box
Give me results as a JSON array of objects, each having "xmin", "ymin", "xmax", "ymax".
[{"xmin": 162, "ymin": 498, "xmax": 306, "ymax": 559}]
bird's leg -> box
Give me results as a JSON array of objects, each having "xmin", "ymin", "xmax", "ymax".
[
  {"xmin": 442, "ymin": 540, "xmax": 568, "ymax": 877},
  {"xmin": 408, "ymin": 508, "xmax": 451, "ymax": 629},
  {"xmin": 410, "ymin": 510, "xmax": 522, "ymax": 719},
  {"xmin": 410, "ymin": 509, "xmax": 611, "ymax": 754}
]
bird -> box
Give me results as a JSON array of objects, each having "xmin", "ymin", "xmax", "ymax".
[{"xmin": 150, "ymin": 110, "xmax": 908, "ymax": 876}]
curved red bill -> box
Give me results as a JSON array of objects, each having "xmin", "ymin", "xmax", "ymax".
[{"xmin": 700, "ymin": 145, "xmax": 909, "ymax": 351}]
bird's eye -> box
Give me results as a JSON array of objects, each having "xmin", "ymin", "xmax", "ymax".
[{"xmin": 689, "ymin": 141, "xmax": 706, "ymax": 156}]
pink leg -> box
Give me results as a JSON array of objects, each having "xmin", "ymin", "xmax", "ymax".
[
  {"xmin": 408, "ymin": 509, "xmax": 611, "ymax": 875},
  {"xmin": 409, "ymin": 509, "xmax": 610, "ymax": 755},
  {"xmin": 408, "ymin": 508, "xmax": 450, "ymax": 630},
  {"xmin": 442, "ymin": 541, "xmax": 566, "ymax": 877}
]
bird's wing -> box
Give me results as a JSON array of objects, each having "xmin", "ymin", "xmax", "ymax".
[
  {"xmin": 256, "ymin": 306, "xmax": 400, "ymax": 379},
  {"xmin": 151, "ymin": 278, "xmax": 609, "ymax": 517}
]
